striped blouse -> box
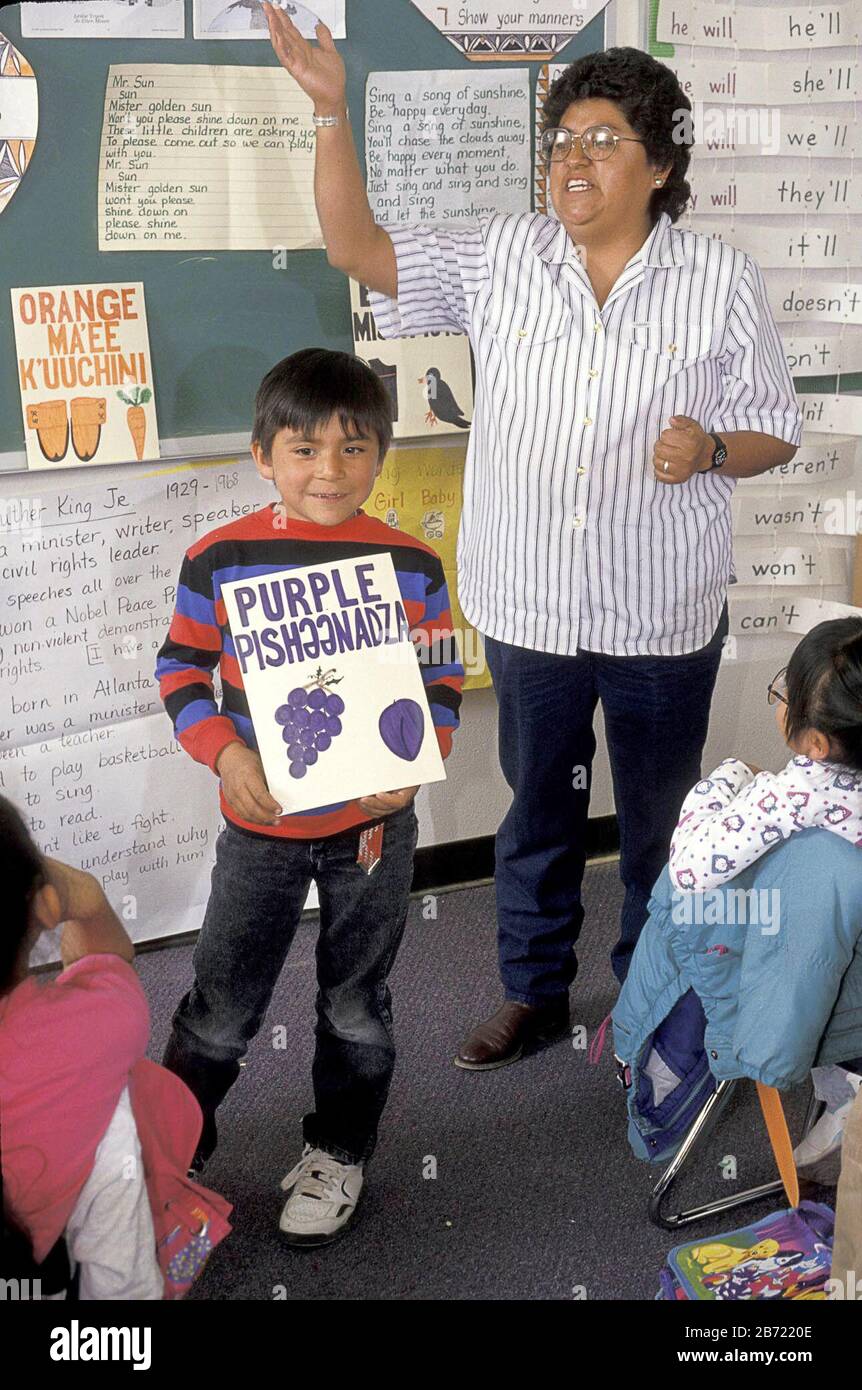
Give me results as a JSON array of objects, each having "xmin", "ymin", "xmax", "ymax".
[{"xmin": 369, "ymin": 211, "xmax": 803, "ymax": 656}]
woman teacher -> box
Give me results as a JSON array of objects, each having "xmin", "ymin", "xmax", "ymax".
[{"xmin": 264, "ymin": 10, "xmax": 802, "ymax": 1069}]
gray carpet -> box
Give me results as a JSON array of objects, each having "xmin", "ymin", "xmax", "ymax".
[{"xmin": 137, "ymin": 860, "xmax": 821, "ymax": 1301}]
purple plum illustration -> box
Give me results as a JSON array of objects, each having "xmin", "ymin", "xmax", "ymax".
[{"xmin": 379, "ymin": 699, "xmax": 424, "ymax": 761}]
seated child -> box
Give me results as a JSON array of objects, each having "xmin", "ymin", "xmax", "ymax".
[
  {"xmin": 0, "ymin": 797, "xmax": 228, "ymax": 1298},
  {"xmin": 156, "ymin": 348, "xmax": 463, "ymax": 1246},
  {"xmin": 669, "ymin": 616, "xmax": 862, "ymax": 1168}
]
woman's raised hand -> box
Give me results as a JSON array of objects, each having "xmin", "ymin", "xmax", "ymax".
[
  {"xmin": 263, "ymin": 2, "xmax": 346, "ymax": 113},
  {"xmin": 262, "ymin": 1, "xmax": 395, "ymax": 294}
]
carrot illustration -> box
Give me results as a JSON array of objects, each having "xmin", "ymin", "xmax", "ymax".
[{"xmin": 117, "ymin": 386, "xmax": 152, "ymax": 461}]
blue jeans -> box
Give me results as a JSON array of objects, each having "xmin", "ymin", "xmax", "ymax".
[
  {"xmin": 162, "ymin": 804, "xmax": 418, "ymax": 1167},
  {"xmin": 483, "ymin": 605, "xmax": 728, "ymax": 999}
]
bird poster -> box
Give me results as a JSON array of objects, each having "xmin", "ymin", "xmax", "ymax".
[
  {"xmin": 11, "ymin": 281, "xmax": 159, "ymax": 471},
  {"xmin": 220, "ymin": 552, "xmax": 446, "ymax": 815},
  {"xmin": 350, "ymin": 278, "xmax": 474, "ymax": 440}
]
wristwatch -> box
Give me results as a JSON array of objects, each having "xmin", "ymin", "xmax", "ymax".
[{"xmin": 699, "ymin": 432, "xmax": 728, "ymax": 471}]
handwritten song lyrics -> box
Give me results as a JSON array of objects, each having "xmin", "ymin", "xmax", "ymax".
[
  {"xmin": 98, "ymin": 65, "xmax": 322, "ymax": 251},
  {"xmin": 0, "ymin": 462, "xmax": 270, "ymax": 953},
  {"xmin": 365, "ymin": 69, "xmax": 531, "ymax": 223}
]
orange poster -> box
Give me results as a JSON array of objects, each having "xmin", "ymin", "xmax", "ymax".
[{"xmin": 11, "ymin": 281, "xmax": 159, "ymax": 471}]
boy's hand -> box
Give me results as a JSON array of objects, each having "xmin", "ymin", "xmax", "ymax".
[
  {"xmin": 216, "ymin": 743, "xmax": 283, "ymax": 826},
  {"xmin": 357, "ymin": 786, "xmax": 419, "ymax": 819}
]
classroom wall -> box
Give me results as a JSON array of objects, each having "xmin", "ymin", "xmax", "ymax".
[
  {"xmin": 5, "ymin": 439, "xmax": 857, "ymax": 971},
  {"xmin": 4, "ymin": 452, "xmax": 834, "ymax": 861},
  {"xmin": 4, "ymin": 0, "xmax": 858, "ymax": 954}
]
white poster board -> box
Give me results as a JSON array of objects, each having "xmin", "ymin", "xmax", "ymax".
[
  {"xmin": 21, "ymin": 0, "xmax": 186, "ymax": 39},
  {"xmin": 365, "ymin": 69, "xmax": 532, "ymax": 225},
  {"xmin": 193, "ymin": 0, "xmax": 345, "ymax": 40},
  {"xmin": 98, "ymin": 65, "xmax": 320, "ymax": 252},
  {"xmin": 0, "ymin": 459, "xmax": 272, "ymax": 960},
  {"xmin": 221, "ymin": 553, "xmax": 446, "ymax": 813}
]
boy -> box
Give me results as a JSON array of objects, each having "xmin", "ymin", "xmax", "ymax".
[{"xmin": 156, "ymin": 349, "xmax": 463, "ymax": 1245}]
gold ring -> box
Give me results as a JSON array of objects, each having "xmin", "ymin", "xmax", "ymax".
[{"xmin": 663, "ymin": 460, "xmax": 670, "ymax": 473}]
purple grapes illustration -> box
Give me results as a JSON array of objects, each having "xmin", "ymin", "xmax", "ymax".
[
  {"xmin": 379, "ymin": 698, "xmax": 424, "ymax": 761},
  {"xmin": 274, "ymin": 667, "xmax": 345, "ymax": 780}
]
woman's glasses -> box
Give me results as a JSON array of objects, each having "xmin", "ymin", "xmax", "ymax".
[
  {"xmin": 541, "ymin": 125, "xmax": 646, "ymax": 164},
  {"xmin": 767, "ymin": 667, "xmax": 788, "ymax": 706}
]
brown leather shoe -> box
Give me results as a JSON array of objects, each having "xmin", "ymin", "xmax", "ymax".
[{"xmin": 454, "ymin": 999, "xmax": 570, "ymax": 1071}]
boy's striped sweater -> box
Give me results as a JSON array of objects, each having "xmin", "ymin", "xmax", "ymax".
[{"xmin": 155, "ymin": 504, "xmax": 463, "ymax": 839}]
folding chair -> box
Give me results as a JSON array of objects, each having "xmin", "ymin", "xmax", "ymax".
[{"xmin": 648, "ymin": 1078, "xmax": 823, "ymax": 1231}]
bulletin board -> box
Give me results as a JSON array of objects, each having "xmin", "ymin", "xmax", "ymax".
[
  {"xmin": 0, "ymin": 0, "xmax": 608, "ymax": 469},
  {"xmin": 0, "ymin": 0, "xmax": 611, "ymax": 955}
]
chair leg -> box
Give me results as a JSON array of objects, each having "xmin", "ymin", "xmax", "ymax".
[
  {"xmin": 649, "ymin": 1078, "xmax": 786, "ymax": 1231},
  {"xmin": 800, "ymin": 1083, "xmax": 824, "ymax": 1139}
]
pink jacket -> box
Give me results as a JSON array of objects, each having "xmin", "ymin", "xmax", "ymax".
[
  {"xmin": 0, "ymin": 954, "xmax": 230, "ymax": 1295},
  {"xmin": 129, "ymin": 1059, "xmax": 232, "ymax": 1296}
]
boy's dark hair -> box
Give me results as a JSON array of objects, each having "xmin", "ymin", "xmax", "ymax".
[
  {"xmin": 785, "ymin": 617, "xmax": 862, "ymax": 771},
  {"xmin": 252, "ymin": 349, "xmax": 393, "ymax": 462},
  {"xmin": 0, "ymin": 795, "xmax": 43, "ymax": 995},
  {"xmin": 543, "ymin": 47, "xmax": 692, "ymax": 225}
]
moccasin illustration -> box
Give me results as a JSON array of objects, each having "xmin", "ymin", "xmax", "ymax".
[
  {"xmin": 70, "ymin": 396, "xmax": 107, "ymax": 462},
  {"xmin": 25, "ymin": 399, "xmax": 69, "ymax": 462}
]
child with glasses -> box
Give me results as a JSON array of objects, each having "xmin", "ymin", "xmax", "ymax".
[
  {"xmin": 669, "ymin": 616, "xmax": 862, "ymax": 1169},
  {"xmin": 669, "ymin": 618, "xmax": 862, "ymax": 891}
]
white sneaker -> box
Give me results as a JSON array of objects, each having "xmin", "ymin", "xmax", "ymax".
[
  {"xmin": 794, "ymin": 1070, "xmax": 862, "ymax": 1170},
  {"xmin": 278, "ymin": 1145, "xmax": 364, "ymax": 1246}
]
